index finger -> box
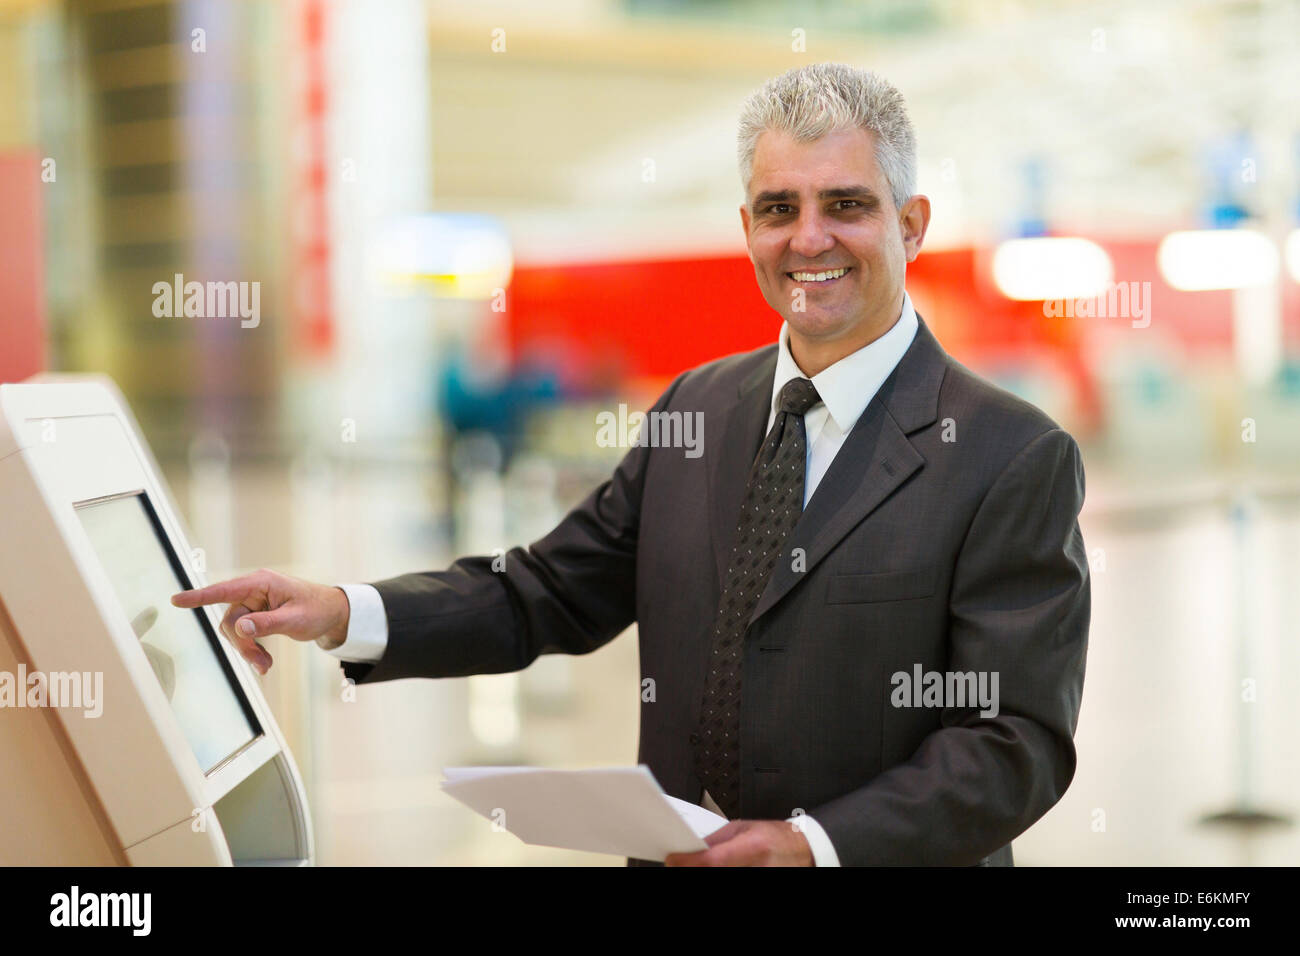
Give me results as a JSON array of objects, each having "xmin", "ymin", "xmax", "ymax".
[{"xmin": 171, "ymin": 574, "xmax": 262, "ymax": 609}]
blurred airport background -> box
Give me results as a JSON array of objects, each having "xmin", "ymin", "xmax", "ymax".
[{"xmin": 1, "ymin": 0, "xmax": 1298, "ymax": 864}]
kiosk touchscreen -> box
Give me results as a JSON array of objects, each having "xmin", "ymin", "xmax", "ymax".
[
  {"xmin": 0, "ymin": 377, "xmax": 313, "ymax": 865},
  {"xmin": 76, "ymin": 492, "xmax": 261, "ymax": 773}
]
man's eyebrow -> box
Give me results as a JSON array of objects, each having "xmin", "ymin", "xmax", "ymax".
[
  {"xmin": 753, "ymin": 189, "xmax": 796, "ymax": 206},
  {"xmin": 751, "ymin": 186, "xmax": 880, "ymax": 206},
  {"xmin": 819, "ymin": 186, "xmax": 878, "ymax": 201}
]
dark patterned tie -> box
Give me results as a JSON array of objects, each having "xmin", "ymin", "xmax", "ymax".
[{"xmin": 693, "ymin": 376, "xmax": 822, "ymax": 818}]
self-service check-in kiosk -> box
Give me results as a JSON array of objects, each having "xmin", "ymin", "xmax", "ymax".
[{"xmin": 0, "ymin": 377, "xmax": 313, "ymax": 865}]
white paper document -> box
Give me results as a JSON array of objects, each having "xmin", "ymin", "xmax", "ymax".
[{"xmin": 440, "ymin": 765, "xmax": 729, "ymax": 861}]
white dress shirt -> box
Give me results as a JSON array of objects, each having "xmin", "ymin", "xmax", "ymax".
[{"xmin": 328, "ymin": 291, "xmax": 921, "ymax": 866}]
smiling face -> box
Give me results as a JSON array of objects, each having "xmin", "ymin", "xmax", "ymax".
[{"xmin": 740, "ymin": 126, "xmax": 930, "ymax": 374}]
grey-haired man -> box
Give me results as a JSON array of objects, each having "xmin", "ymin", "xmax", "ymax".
[{"xmin": 176, "ymin": 63, "xmax": 1089, "ymax": 867}]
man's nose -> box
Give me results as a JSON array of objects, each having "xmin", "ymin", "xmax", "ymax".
[{"xmin": 788, "ymin": 210, "xmax": 834, "ymax": 258}]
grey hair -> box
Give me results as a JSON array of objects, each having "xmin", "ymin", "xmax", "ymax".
[{"xmin": 737, "ymin": 63, "xmax": 917, "ymax": 211}]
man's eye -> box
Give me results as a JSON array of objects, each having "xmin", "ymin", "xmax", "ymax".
[
  {"xmin": 835, "ymin": 200, "xmax": 861, "ymax": 210},
  {"xmin": 766, "ymin": 204, "xmax": 792, "ymax": 215}
]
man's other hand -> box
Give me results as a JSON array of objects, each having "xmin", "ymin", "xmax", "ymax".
[
  {"xmin": 663, "ymin": 820, "xmax": 814, "ymax": 866},
  {"xmin": 171, "ymin": 569, "xmax": 351, "ymax": 674}
]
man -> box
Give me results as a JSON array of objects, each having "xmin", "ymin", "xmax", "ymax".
[{"xmin": 174, "ymin": 62, "xmax": 1090, "ymax": 867}]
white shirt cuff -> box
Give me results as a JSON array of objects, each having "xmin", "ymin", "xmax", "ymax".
[
  {"xmin": 788, "ymin": 814, "xmax": 841, "ymax": 867},
  {"xmin": 324, "ymin": 584, "xmax": 389, "ymax": 663}
]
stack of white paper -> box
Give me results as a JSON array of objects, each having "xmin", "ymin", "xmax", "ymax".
[{"xmin": 440, "ymin": 765, "xmax": 728, "ymax": 861}]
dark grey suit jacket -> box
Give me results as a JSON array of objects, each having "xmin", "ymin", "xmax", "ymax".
[{"xmin": 341, "ymin": 312, "xmax": 1090, "ymax": 866}]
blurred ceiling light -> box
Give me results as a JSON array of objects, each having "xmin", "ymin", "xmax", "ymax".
[
  {"xmin": 1285, "ymin": 229, "xmax": 1300, "ymax": 283},
  {"xmin": 1157, "ymin": 229, "xmax": 1279, "ymax": 291},
  {"xmin": 992, "ymin": 237, "xmax": 1114, "ymax": 300},
  {"xmin": 373, "ymin": 213, "xmax": 513, "ymax": 299}
]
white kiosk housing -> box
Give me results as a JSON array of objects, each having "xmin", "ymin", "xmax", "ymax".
[{"xmin": 0, "ymin": 377, "xmax": 313, "ymax": 865}]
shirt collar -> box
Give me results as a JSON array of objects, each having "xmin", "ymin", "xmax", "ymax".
[{"xmin": 770, "ymin": 290, "xmax": 919, "ymax": 434}]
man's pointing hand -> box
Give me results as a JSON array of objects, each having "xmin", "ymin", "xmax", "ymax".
[{"xmin": 171, "ymin": 568, "xmax": 351, "ymax": 674}]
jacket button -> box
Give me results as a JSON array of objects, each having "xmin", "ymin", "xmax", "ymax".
[{"xmin": 688, "ymin": 733, "xmax": 700, "ymax": 745}]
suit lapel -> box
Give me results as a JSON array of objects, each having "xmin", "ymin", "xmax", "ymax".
[
  {"xmin": 748, "ymin": 313, "xmax": 949, "ymax": 624},
  {"xmin": 748, "ymin": 398, "xmax": 922, "ymax": 623}
]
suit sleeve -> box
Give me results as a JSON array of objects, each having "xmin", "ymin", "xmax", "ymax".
[
  {"xmin": 340, "ymin": 372, "xmax": 688, "ymax": 686},
  {"xmin": 810, "ymin": 427, "xmax": 1091, "ymax": 865}
]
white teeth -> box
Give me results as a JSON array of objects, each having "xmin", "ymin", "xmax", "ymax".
[{"xmin": 790, "ymin": 267, "xmax": 848, "ymax": 282}]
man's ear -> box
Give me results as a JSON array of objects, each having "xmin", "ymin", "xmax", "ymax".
[
  {"xmin": 739, "ymin": 202, "xmax": 753, "ymax": 260},
  {"xmin": 899, "ymin": 194, "xmax": 931, "ymax": 264}
]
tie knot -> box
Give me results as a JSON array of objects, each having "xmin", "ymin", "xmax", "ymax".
[{"xmin": 778, "ymin": 377, "xmax": 821, "ymax": 416}]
